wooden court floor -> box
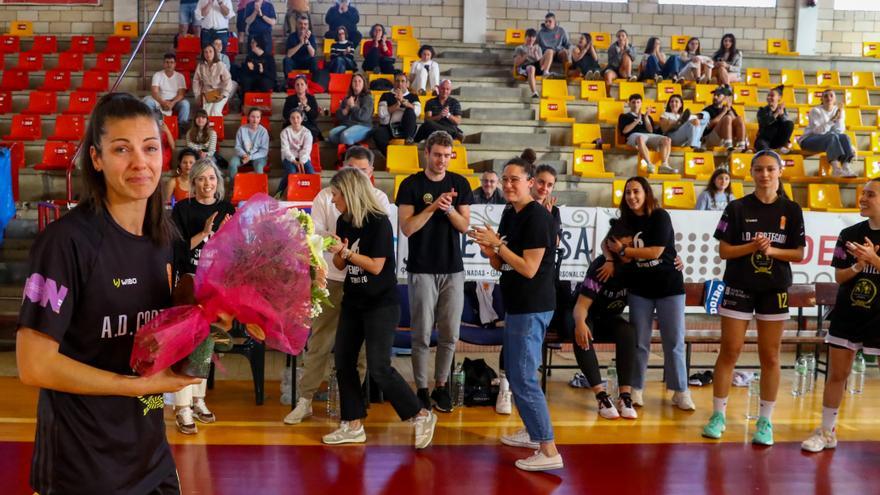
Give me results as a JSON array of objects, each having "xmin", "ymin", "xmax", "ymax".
[{"xmin": 1, "ymin": 376, "xmax": 880, "ymax": 494}]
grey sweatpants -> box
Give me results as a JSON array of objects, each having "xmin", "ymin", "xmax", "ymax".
[{"xmin": 407, "ymin": 271, "xmax": 465, "ymax": 389}]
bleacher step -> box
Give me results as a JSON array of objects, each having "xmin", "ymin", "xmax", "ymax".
[
  {"xmin": 465, "ymin": 106, "xmax": 534, "ymax": 121},
  {"xmin": 478, "ymin": 131, "xmax": 550, "ymax": 148}
]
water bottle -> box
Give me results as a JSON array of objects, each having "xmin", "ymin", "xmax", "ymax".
[
  {"xmin": 849, "ymin": 352, "xmax": 866, "ymax": 395},
  {"xmin": 792, "ymin": 356, "xmax": 807, "ymax": 397},
  {"xmin": 452, "ymin": 362, "xmax": 466, "ymax": 408},
  {"xmin": 746, "ymin": 372, "xmax": 760, "ymax": 420},
  {"xmin": 805, "ymin": 353, "xmax": 816, "ymax": 393},
  {"xmin": 606, "ymin": 359, "xmax": 619, "ymax": 399},
  {"xmin": 326, "ymin": 367, "xmax": 340, "ymax": 418}
]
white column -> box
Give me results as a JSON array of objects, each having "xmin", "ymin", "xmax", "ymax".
[
  {"xmin": 463, "ymin": 0, "xmax": 487, "ymax": 44},
  {"xmin": 794, "ymin": 2, "xmax": 819, "ymax": 56}
]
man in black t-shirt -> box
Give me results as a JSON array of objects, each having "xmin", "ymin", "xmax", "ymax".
[
  {"xmin": 396, "ymin": 130, "xmax": 473, "ymax": 412},
  {"xmin": 413, "ymin": 79, "xmax": 463, "ymax": 142},
  {"xmin": 701, "ymin": 85, "xmax": 748, "ymax": 151},
  {"xmin": 618, "ymin": 94, "xmax": 674, "ymax": 174},
  {"xmin": 374, "ymin": 71, "xmax": 422, "ymax": 154},
  {"xmin": 282, "ymin": 15, "xmax": 319, "ymax": 77}
]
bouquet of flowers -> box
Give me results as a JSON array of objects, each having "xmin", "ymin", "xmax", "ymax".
[{"xmin": 131, "ymin": 194, "xmax": 335, "ymax": 377}]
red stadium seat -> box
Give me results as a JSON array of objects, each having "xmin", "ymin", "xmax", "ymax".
[
  {"xmin": 329, "ymin": 92, "xmax": 344, "ymax": 114},
  {"xmin": 56, "ymin": 51, "xmax": 84, "ymax": 71},
  {"xmin": 38, "ymin": 70, "xmax": 71, "ymax": 92},
  {"xmin": 0, "ymin": 92, "xmax": 12, "ymax": 115},
  {"xmin": 22, "ymin": 90, "xmax": 57, "ymax": 115},
  {"xmin": 177, "ymin": 35, "xmax": 201, "ymax": 54},
  {"xmin": 207, "ymin": 116, "xmax": 225, "ymax": 142},
  {"xmin": 4, "ymin": 114, "xmax": 42, "ymax": 141},
  {"xmin": 31, "ymin": 35, "xmax": 57, "ymax": 54},
  {"xmin": 328, "ymin": 73, "xmax": 353, "ymax": 94},
  {"xmin": 103, "ymin": 36, "xmax": 132, "ymax": 55},
  {"xmin": 0, "ymin": 35, "xmax": 20, "ymax": 54},
  {"xmin": 285, "ymin": 173, "xmax": 321, "ymax": 201},
  {"xmin": 68, "ymin": 35, "xmax": 95, "ymax": 54},
  {"xmin": 63, "ymin": 91, "xmax": 98, "ymax": 115},
  {"xmin": 182, "ymin": 71, "xmax": 192, "ymax": 90},
  {"xmin": 310, "ymin": 142, "xmax": 322, "ymax": 172},
  {"xmin": 48, "ymin": 115, "xmax": 86, "ymax": 141},
  {"xmin": 14, "ymin": 51, "xmax": 43, "ymax": 71},
  {"xmin": 34, "ymin": 141, "xmax": 76, "ymax": 170},
  {"xmin": 0, "ymin": 69, "xmax": 30, "ymax": 91},
  {"xmin": 78, "ymin": 70, "xmax": 109, "ymax": 92},
  {"xmin": 242, "ymin": 92, "xmax": 273, "ymax": 115},
  {"xmin": 94, "ymin": 52, "xmax": 122, "ymax": 72},
  {"xmin": 231, "ymin": 173, "xmax": 268, "ymax": 203},
  {"xmin": 227, "ymin": 37, "xmax": 239, "ymax": 57},
  {"xmin": 163, "ymin": 115, "xmax": 179, "ymax": 140},
  {"xmin": 175, "ymin": 53, "xmax": 198, "ymax": 73}
]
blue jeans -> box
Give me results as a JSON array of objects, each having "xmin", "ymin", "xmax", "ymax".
[
  {"xmin": 628, "ymin": 293, "xmax": 687, "ymax": 392},
  {"xmin": 640, "ymin": 55, "xmax": 682, "ymax": 80},
  {"xmin": 228, "ymin": 155, "xmax": 267, "ymax": 182},
  {"xmin": 276, "ymin": 159, "xmax": 314, "ymax": 195},
  {"xmin": 666, "ymin": 113, "xmax": 709, "ymax": 148},
  {"xmin": 142, "ymin": 96, "xmax": 190, "ymax": 129},
  {"xmin": 179, "ymin": 2, "xmax": 198, "ymax": 26},
  {"xmin": 504, "ymin": 310, "xmax": 554, "ymax": 442},
  {"xmin": 328, "ymin": 124, "xmax": 372, "ymax": 145},
  {"xmin": 200, "ymin": 29, "xmax": 229, "ymax": 52},
  {"xmin": 799, "ymin": 132, "xmax": 855, "ymax": 163}
]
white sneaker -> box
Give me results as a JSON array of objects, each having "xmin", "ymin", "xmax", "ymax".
[
  {"xmin": 658, "ymin": 163, "xmax": 678, "ymax": 174},
  {"xmin": 515, "ymin": 450, "xmax": 564, "ymax": 472},
  {"xmin": 283, "ymin": 398, "xmax": 313, "ymax": 425},
  {"xmin": 617, "ymin": 396, "xmax": 638, "ymax": 419},
  {"xmin": 192, "ymin": 399, "xmax": 216, "ymax": 424},
  {"xmin": 631, "ymin": 388, "xmax": 644, "ymax": 407},
  {"xmin": 597, "ymin": 393, "xmax": 620, "ymax": 419},
  {"xmin": 501, "ymin": 428, "xmax": 539, "ymax": 449},
  {"xmin": 413, "ymin": 411, "xmax": 438, "ymax": 449},
  {"xmin": 640, "ymin": 159, "xmax": 655, "ymax": 174},
  {"xmin": 838, "ymin": 164, "xmax": 857, "ymax": 178},
  {"xmin": 322, "ymin": 421, "xmax": 367, "ymax": 445},
  {"xmin": 672, "ymin": 390, "xmax": 696, "ymax": 411},
  {"xmin": 495, "ymin": 390, "xmax": 512, "ymax": 415},
  {"xmin": 802, "ymin": 428, "xmax": 838, "ymax": 453},
  {"xmin": 176, "ymin": 406, "xmax": 198, "ymax": 435}
]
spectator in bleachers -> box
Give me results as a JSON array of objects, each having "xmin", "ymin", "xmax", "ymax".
[
  {"xmin": 799, "ymin": 89, "xmax": 857, "ymax": 178},
  {"xmin": 568, "ymin": 33, "xmax": 601, "ymax": 81},
  {"xmin": 604, "ymin": 29, "xmax": 637, "ymax": 92},
  {"xmin": 678, "ymin": 37, "xmax": 710, "ymax": 83},
  {"xmin": 283, "ymin": 74, "xmax": 324, "ymax": 140},
  {"xmin": 472, "ymin": 170, "xmax": 505, "ymax": 205},
  {"xmin": 755, "ymin": 85, "xmax": 794, "ymax": 154},
  {"xmin": 325, "ymin": 0, "xmax": 362, "ymax": 48},
  {"xmin": 638, "ymin": 37, "xmax": 682, "ymax": 83},
  {"xmin": 327, "ymin": 26, "xmax": 358, "ymax": 74},
  {"xmin": 193, "ymin": 43, "xmax": 232, "ymax": 116},
  {"xmin": 277, "ymin": 109, "xmax": 314, "ymax": 195},
  {"xmin": 609, "ymin": 176, "xmax": 693, "ymax": 412},
  {"xmin": 165, "ymin": 149, "xmax": 197, "ymax": 204},
  {"xmin": 711, "ymin": 34, "xmax": 742, "ymax": 85},
  {"xmin": 701, "ymin": 85, "xmax": 748, "ymax": 152},
  {"xmin": 397, "ymin": 130, "xmax": 473, "ymax": 413},
  {"xmin": 512, "ymin": 28, "xmax": 544, "ymax": 99},
  {"xmin": 196, "ymin": 0, "xmax": 234, "ymax": 51},
  {"xmin": 185, "ymin": 109, "xmax": 221, "ymax": 165},
  {"xmin": 362, "ymin": 24, "xmax": 395, "ymax": 74},
  {"xmin": 532, "ymin": 165, "xmax": 561, "ymax": 244},
  {"xmin": 282, "ymin": 14, "xmax": 318, "ymax": 76},
  {"xmin": 696, "ymin": 168, "xmax": 735, "ymax": 211},
  {"xmin": 180, "ymin": 0, "xmax": 202, "ymax": 39},
  {"xmin": 619, "ymin": 94, "xmax": 675, "ymax": 174},
  {"xmin": 660, "ymin": 94, "xmax": 708, "ymax": 150},
  {"xmin": 211, "ymin": 38, "xmax": 239, "ymax": 96},
  {"xmin": 414, "ymin": 79, "xmax": 464, "ymax": 142},
  {"xmin": 536, "ymin": 12, "xmax": 570, "ymax": 77},
  {"xmin": 240, "ymin": 36, "xmax": 277, "ymax": 93},
  {"xmin": 143, "ymin": 53, "xmax": 191, "ymax": 132},
  {"xmin": 284, "ymin": 0, "xmax": 310, "ymax": 36},
  {"xmin": 236, "ymin": 0, "xmax": 254, "ymax": 42},
  {"xmin": 409, "ymin": 45, "xmax": 441, "ymax": 96},
  {"xmin": 244, "ymin": 0, "xmax": 277, "ymax": 54},
  {"xmin": 374, "ymin": 71, "xmax": 421, "ymax": 153},
  {"xmin": 228, "ymin": 107, "xmax": 270, "ymax": 184},
  {"xmin": 328, "ymin": 73, "xmax": 374, "ymax": 145}
]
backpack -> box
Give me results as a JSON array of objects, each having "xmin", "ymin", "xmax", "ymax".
[
  {"xmin": 369, "ymin": 78, "xmax": 393, "ymax": 91},
  {"xmin": 462, "ymin": 358, "xmax": 499, "ymax": 406}
]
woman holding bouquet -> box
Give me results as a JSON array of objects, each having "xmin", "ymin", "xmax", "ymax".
[
  {"xmin": 322, "ymin": 167, "xmax": 438, "ymax": 449},
  {"xmin": 16, "ymin": 92, "xmax": 200, "ymax": 494}
]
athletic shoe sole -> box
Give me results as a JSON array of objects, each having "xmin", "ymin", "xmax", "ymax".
[
  {"xmin": 500, "ymin": 436, "xmax": 539, "ymax": 450},
  {"xmin": 322, "ymin": 432, "xmax": 367, "ymax": 445}
]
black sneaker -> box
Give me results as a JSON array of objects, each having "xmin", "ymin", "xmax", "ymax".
[
  {"xmin": 431, "ymin": 386, "xmax": 453, "ymax": 413},
  {"xmin": 417, "ymin": 388, "xmax": 431, "ymax": 411}
]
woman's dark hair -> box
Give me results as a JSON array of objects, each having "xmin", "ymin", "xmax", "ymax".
[
  {"xmin": 581, "ymin": 33, "xmax": 592, "ymax": 44},
  {"xmin": 619, "ymin": 176, "xmax": 659, "ymax": 221},
  {"xmin": 644, "ymin": 37, "xmax": 660, "ymax": 55},
  {"xmin": 347, "ymin": 72, "xmax": 369, "ymax": 98},
  {"xmin": 418, "ymin": 44, "xmax": 435, "ymax": 59},
  {"xmin": 80, "ymin": 92, "xmax": 174, "ymax": 246},
  {"xmin": 605, "ymin": 218, "xmax": 635, "ymax": 262},
  {"xmin": 665, "ymin": 94, "xmax": 684, "ymax": 113},
  {"xmin": 713, "ymin": 33, "xmax": 738, "ymax": 63},
  {"xmin": 535, "ymin": 164, "xmax": 557, "ymax": 179},
  {"xmin": 770, "ymin": 84, "xmax": 784, "ymax": 97},
  {"xmin": 370, "ymin": 23, "xmax": 386, "ymax": 38},
  {"xmin": 177, "ymin": 149, "xmax": 198, "ymax": 172},
  {"xmin": 250, "ymin": 35, "xmax": 266, "ymax": 52},
  {"xmin": 685, "ymin": 37, "xmax": 701, "ymax": 55},
  {"xmin": 336, "ymin": 25, "xmax": 349, "ymax": 39},
  {"xmin": 186, "ymin": 108, "xmax": 210, "ymax": 144},
  {"xmin": 706, "ymin": 167, "xmax": 732, "ymax": 195},
  {"xmin": 520, "ymin": 148, "xmax": 537, "ymax": 165},
  {"xmin": 504, "ymin": 157, "xmax": 535, "ymax": 178}
]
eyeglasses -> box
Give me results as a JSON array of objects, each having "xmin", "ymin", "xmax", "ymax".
[{"xmin": 500, "ymin": 176, "xmax": 529, "ymax": 184}]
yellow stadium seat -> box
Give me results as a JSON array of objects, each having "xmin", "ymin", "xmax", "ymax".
[
  {"xmin": 581, "ymin": 80, "xmax": 609, "ymax": 101},
  {"xmin": 871, "ymin": 131, "xmax": 880, "ymax": 154},
  {"xmin": 465, "ymin": 175, "xmax": 480, "ymax": 191},
  {"xmin": 591, "ymin": 32, "xmax": 612, "ymax": 50},
  {"xmin": 845, "ymin": 109, "xmax": 874, "ymax": 131},
  {"xmin": 683, "ymin": 101, "xmax": 704, "ymax": 115},
  {"xmin": 391, "ymin": 25, "xmax": 414, "ymax": 39},
  {"xmin": 805, "ymin": 87, "xmax": 827, "ymax": 106},
  {"xmin": 542, "ymin": 79, "xmax": 574, "ymax": 100},
  {"xmin": 797, "ymin": 106, "xmax": 811, "ymax": 127},
  {"xmin": 371, "ymin": 90, "xmax": 383, "ymax": 115},
  {"xmin": 694, "ymin": 84, "xmax": 716, "ymax": 104},
  {"xmin": 783, "ymin": 183, "xmax": 795, "ymax": 201},
  {"xmin": 449, "ymin": 145, "xmax": 471, "ymax": 172},
  {"xmin": 817, "ymin": 71, "xmax": 841, "ymax": 88},
  {"xmin": 663, "ymin": 181, "xmax": 696, "ymax": 209},
  {"xmin": 767, "ymin": 39, "xmax": 798, "ymax": 56},
  {"xmin": 791, "ymin": 128, "xmax": 804, "ymax": 149},
  {"xmin": 402, "ymin": 56, "xmax": 418, "ymax": 73},
  {"xmin": 780, "ymin": 155, "xmax": 817, "ymax": 183},
  {"xmin": 656, "ymin": 81, "xmax": 682, "ymax": 102},
  {"xmin": 396, "ymin": 38, "xmax": 420, "ymax": 58},
  {"xmin": 612, "ymin": 179, "xmax": 626, "ymax": 207},
  {"xmin": 851, "ymin": 71, "xmax": 878, "ymax": 90},
  {"xmin": 323, "ymin": 38, "xmax": 334, "ymax": 58},
  {"xmin": 819, "ymin": 153, "xmax": 863, "ymax": 183},
  {"xmin": 781, "ymin": 69, "xmax": 806, "ymax": 88},
  {"xmin": 730, "ymin": 181, "xmax": 745, "ymax": 198},
  {"xmin": 642, "ymin": 100, "xmax": 663, "ymax": 122},
  {"xmin": 670, "ymin": 35, "xmax": 689, "ymax": 52},
  {"xmin": 728, "ymin": 153, "xmax": 753, "ymax": 181},
  {"xmin": 618, "ymin": 81, "xmax": 645, "ymax": 101},
  {"xmin": 732, "ymin": 84, "xmax": 760, "ymax": 107},
  {"xmin": 865, "ymin": 155, "xmax": 880, "ymax": 179},
  {"xmin": 683, "ymin": 151, "xmax": 715, "ymax": 179},
  {"xmin": 113, "ymin": 22, "xmax": 138, "ymax": 38},
  {"xmin": 598, "ymin": 99, "xmax": 626, "ymax": 124},
  {"xmin": 845, "ymin": 88, "xmax": 879, "ymax": 110},
  {"xmin": 505, "ymin": 29, "xmax": 526, "ymax": 45},
  {"xmin": 782, "ymin": 86, "xmax": 799, "ymax": 107},
  {"xmin": 572, "ymin": 123, "xmax": 607, "ymax": 148},
  {"xmin": 417, "ymin": 94, "xmax": 430, "ymax": 118},
  {"xmin": 8, "ymin": 20, "xmax": 33, "ymax": 37},
  {"xmin": 808, "ymin": 184, "xmax": 858, "ymax": 212},
  {"xmin": 540, "ymin": 98, "xmax": 576, "ymax": 123},
  {"xmin": 393, "ymin": 174, "xmax": 407, "ymax": 201},
  {"xmin": 638, "ymin": 151, "xmax": 681, "ymax": 180},
  {"xmin": 572, "ymin": 149, "xmax": 614, "ymax": 178},
  {"xmin": 745, "ymin": 68, "xmax": 773, "ymax": 88},
  {"xmin": 386, "ymin": 145, "xmax": 421, "ymax": 174},
  {"xmin": 863, "ymin": 41, "xmax": 880, "ymax": 58}
]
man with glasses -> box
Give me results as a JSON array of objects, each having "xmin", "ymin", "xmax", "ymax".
[{"xmin": 473, "ymin": 170, "xmax": 505, "ymax": 205}]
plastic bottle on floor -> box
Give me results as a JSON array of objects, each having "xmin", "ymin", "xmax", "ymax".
[
  {"xmin": 746, "ymin": 372, "xmax": 760, "ymax": 420},
  {"xmin": 452, "ymin": 362, "xmax": 465, "ymax": 408},
  {"xmin": 805, "ymin": 353, "xmax": 816, "ymax": 393},
  {"xmin": 792, "ymin": 356, "xmax": 807, "ymax": 397},
  {"xmin": 849, "ymin": 352, "xmax": 866, "ymax": 395}
]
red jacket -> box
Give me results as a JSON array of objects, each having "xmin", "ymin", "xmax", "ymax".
[{"xmin": 362, "ymin": 39, "xmax": 392, "ymax": 58}]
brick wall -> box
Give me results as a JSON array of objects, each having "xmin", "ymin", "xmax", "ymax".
[{"xmin": 816, "ymin": 1, "xmax": 880, "ymax": 55}]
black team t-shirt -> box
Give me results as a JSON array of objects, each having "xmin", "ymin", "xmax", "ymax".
[
  {"xmin": 17, "ymin": 205, "xmax": 176, "ymax": 495},
  {"xmin": 579, "ymin": 255, "xmax": 628, "ymax": 320},
  {"xmin": 617, "ymin": 112, "xmax": 653, "ymax": 138},
  {"xmin": 171, "ymin": 198, "xmax": 236, "ymax": 275},
  {"xmin": 396, "ymin": 171, "xmax": 474, "ymax": 274},
  {"xmin": 713, "ymin": 193, "xmax": 805, "ymax": 290},
  {"xmin": 830, "ymin": 221, "xmax": 880, "ymax": 335},
  {"xmin": 379, "ymin": 91, "xmax": 420, "ymax": 113},
  {"xmin": 336, "ymin": 213, "xmax": 399, "ymax": 309},
  {"xmin": 497, "ymin": 201, "xmax": 556, "ymax": 314},
  {"xmin": 621, "ymin": 208, "xmax": 685, "ymax": 298},
  {"xmin": 424, "ymin": 96, "xmax": 463, "ymax": 126}
]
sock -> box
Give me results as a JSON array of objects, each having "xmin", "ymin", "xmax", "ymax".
[
  {"xmin": 759, "ymin": 400, "xmax": 776, "ymax": 420},
  {"xmin": 821, "ymin": 407, "xmax": 839, "ymax": 432},
  {"xmin": 713, "ymin": 396, "xmax": 728, "ymax": 416},
  {"xmin": 500, "ymin": 375, "xmax": 509, "ymax": 393}
]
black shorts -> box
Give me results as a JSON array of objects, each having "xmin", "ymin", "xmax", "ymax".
[
  {"xmin": 718, "ymin": 285, "xmax": 790, "ymax": 322},
  {"xmin": 827, "ymin": 322, "xmax": 880, "ymax": 355},
  {"xmin": 517, "ymin": 61, "xmax": 544, "ymax": 77}
]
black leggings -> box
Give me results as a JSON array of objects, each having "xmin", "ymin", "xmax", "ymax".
[
  {"xmin": 755, "ymin": 120, "xmax": 795, "ymax": 151},
  {"xmin": 573, "ymin": 316, "xmax": 635, "ymax": 389}
]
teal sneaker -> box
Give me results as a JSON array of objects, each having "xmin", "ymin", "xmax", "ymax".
[
  {"xmin": 753, "ymin": 417, "xmax": 774, "ymax": 446},
  {"xmin": 701, "ymin": 412, "xmax": 726, "ymax": 439}
]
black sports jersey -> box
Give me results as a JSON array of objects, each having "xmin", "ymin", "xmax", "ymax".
[
  {"xmin": 620, "ymin": 208, "xmax": 684, "ymax": 298},
  {"xmin": 579, "ymin": 255, "xmax": 628, "ymax": 320},
  {"xmin": 714, "ymin": 193, "xmax": 805, "ymax": 290},
  {"xmin": 830, "ymin": 221, "xmax": 880, "ymax": 334},
  {"xmin": 498, "ymin": 201, "xmax": 556, "ymax": 314},
  {"xmin": 336, "ymin": 213, "xmax": 399, "ymax": 309},
  {"xmin": 17, "ymin": 205, "xmax": 176, "ymax": 495},
  {"xmin": 172, "ymin": 198, "xmax": 236, "ymax": 275}
]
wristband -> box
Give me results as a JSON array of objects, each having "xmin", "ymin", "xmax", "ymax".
[
  {"xmin": 492, "ymin": 243, "xmax": 502, "ymax": 254},
  {"xmin": 852, "ymin": 264, "xmax": 863, "ymax": 273}
]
